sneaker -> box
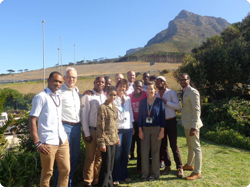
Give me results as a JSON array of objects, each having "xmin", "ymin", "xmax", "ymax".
[
  {"xmin": 186, "ymin": 172, "xmax": 201, "ymax": 180},
  {"xmin": 177, "ymin": 168, "xmax": 184, "ymax": 178},
  {"xmin": 113, "ymin": 181, "xmax": 119, "ymax": 186},
  {"xmin": 183, "ymin": 164, "xmax": 194, "ymax": 171},
  {"xmin": 160, "ymin": 161, "xmax": 165, "ymax": 168},
  {"xmin": 125, "ymin": 178, "xmax": 131, "ymax": 183},
  {"xmin": 161, "ymin": 166, "xmax": 171, "ymax": 175}
]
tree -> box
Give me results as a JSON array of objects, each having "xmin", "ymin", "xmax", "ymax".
[
  {"xmin": 18, "ymin": 69, "xmax": 23, "ymax": 73},
  {"xmin": 24, "ymin": 69, "xmax": 28, "ymax": 72},
  {"xmin": 176, "ymin": 15, "xmax": 250, "ymax": 99},
  {"xmin": 7, "ymin": 69, "xmax": 15, "ymax": 74}
]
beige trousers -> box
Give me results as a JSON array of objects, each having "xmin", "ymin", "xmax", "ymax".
[
  {"xmin": 184, "ymin": 129, "xmax": 202, "ymax": 174},
  {"xmin": 83, "ymin": 129, "xmax": 102, "ymax": 186},
  {"xmin": 40, "ymin": 139, "xmax": 70, "ymax": 187}
]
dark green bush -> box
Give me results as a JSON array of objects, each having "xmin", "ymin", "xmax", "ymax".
[{"xmin": 201, "ymin": 98, "xmax": 250, "ymax": 149}]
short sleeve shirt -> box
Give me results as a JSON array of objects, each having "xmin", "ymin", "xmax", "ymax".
[{"xmin": 30, "ymin": 87, "xmax": 67, "ymax": 145}]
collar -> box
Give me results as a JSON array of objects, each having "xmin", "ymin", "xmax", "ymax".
[
  {"xmin": 92, "ymin": 89, "xmax": 104, "ymax": 96},
  {"xmin": 61, "ymin": 83, "xmax": 79, "ymax": 93},
  {"xmin": 183, "ymin": 85, "xmax": 190, "ymax": 93},
  {"xmin": 45, "ymin": 87, "xmax": 59, "ymax": 96},
  {"xmin": 104, "ymin": 100, "xmax": 116, "ymax": 111},
  {"xmin": 129, "ymin": 82, "xmax": 134, "ymax": 86}
]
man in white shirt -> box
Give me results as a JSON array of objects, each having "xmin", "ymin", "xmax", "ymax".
[
  {"xmin": 29, "ymin": 71, "xmax": 70, "ymax": 187},
  {"xmin": 81, "ymin": 76, "xmax": 106, "ymax": 187},
  {"xmin": 126, "ymin": 71, "xmax": 136, "ymax": 95},
  {"xmin": 55, "ymin": 67, "xmax": 81, "ymax": 187},
  {"xmin": 115, "ymin": 73, "xmax": 124, "ymax": 85},
  {"xmin": 156, "ymin": 76, "xmax": 183, "ymax": 178}
]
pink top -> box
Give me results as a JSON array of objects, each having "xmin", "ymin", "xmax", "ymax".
[{"xmin": 129, "ymin": 91, "xmax": 147, "ymax": 123}]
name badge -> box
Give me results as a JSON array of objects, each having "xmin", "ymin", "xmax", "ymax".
[{"xmin": 146, "ymin": 117, "xmax": 153, "ymax": 124}]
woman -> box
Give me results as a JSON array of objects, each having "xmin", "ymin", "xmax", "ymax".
[
  {"xmin": 138, "ymin": 81, "xmax": 165, "ymax": 181},
  {"xmin": 97, "ymin": 86, "xmax": 120, "ymax": 187},
  {"xmin": 112, "ymin": 79, "xmax": 134, "ymax": 185}
]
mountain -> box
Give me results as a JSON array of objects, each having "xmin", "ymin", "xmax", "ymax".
[
  {"xmin": 130, "ymin": 10, "xmax": 230, "ymax": 55},
  {"xmin": 126, "ymin": 47, "xmax": 143, "ymax": 55}
]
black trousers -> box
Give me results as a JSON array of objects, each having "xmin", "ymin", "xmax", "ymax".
[
  {"xmin": 131, "ymin": 122, "xmax": 141, "ymax": 171},
  {"xmin": 98, "ymin": 144, "xmax": 116, "ymax": 187},
  {"xmin": 160, "ymin": 117, "xmax": 183, "ymax": 169}
]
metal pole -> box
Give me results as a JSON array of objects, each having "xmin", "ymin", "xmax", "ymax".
[
  {"xmin": 57, "ymin": 48, "xmax": 60, "ymax": 69},
  {"xmin": 42, "ymin": 20, "xmax": 45, "ymax": 89},
  {"xmin": 74, "ymin": 44, "xmax": 75, "ymax": 64},
  {"xmin": 60, "ymin": 36, "xmax": 62, "ymax": 74}
]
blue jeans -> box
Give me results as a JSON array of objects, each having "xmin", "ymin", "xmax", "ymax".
[
  {"xmin": 112, "ymin": 128, "xmax": 133, "ymax": 182},
  {"xmin": 54, "ymin": 122, "xmax": 81, "ymax": 187}
]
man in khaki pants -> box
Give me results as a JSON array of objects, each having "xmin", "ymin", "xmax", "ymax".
[
  {"xmin": 179, "ymin": 73, "xmax": 203, "ymax": 180},
  {"xmin": 29, "ymin": 71, "xmax": 70, "ymax": 187},
  {"xmin": 81, "ymin": 77, "xmax": 106, "ymax": 187}
]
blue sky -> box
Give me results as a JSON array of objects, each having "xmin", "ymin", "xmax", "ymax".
[{"xmin": 0, "ymin": 0, "xmax": 249, "ymax": 74}]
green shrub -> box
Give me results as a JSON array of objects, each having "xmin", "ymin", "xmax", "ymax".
[
  {"xmin": 0, "ymin": 149, "xmax": 41, "ymax": 187},
  {"xmin": 161, "ymin": 69, "xmax": 169, "ymax": 74},
  {"xmin": 201, "ymin": 98, "xmax": 250, "ymax": 149},
  {"xmin": 204, "ymin": 128, "xmax": 250, "ymax": 149}
]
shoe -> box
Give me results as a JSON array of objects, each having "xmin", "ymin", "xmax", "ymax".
[
  {"xmin": 177, "ymin": 168, "xmax": 184, "ymax": 178},
  {"xmin": 162, "ymin": 166, "xmax": 171, "ymax": 175},
  {"xmin": 186, "ymin": 172, "xmax": 201, "ymax": 180},
  {"xmin": 125, "ymin": 178, "xmax": 131, "ymax": 183},
  {"xmin": 148, "ymin": 176, "xmax": 154, "ymax": 181},
  {"xmin": 160, "ymin": 161, "xmax": 165, "ymax": 168},
  {"xmin": 113, "ymin": 181, "xmax": 119, "ymax": 185},
  {"xmin": 183, "ymin": 164, "xmax": 194, "ymax": 171}
]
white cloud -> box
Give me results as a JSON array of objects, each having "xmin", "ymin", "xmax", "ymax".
[
  {"xmin": 0, "ymin": 0, "xmax": 4, "ymax": 4},
  {"xmin": 246, "ymin": 0, "xmax": 250, "ymax": 4}
]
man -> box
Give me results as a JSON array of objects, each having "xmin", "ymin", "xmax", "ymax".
[
  {"xmin": 55, "ymin": 67, "xmax": 81, "ymax": 187},
  {"xmin": 142, "ymin": 72, "xmax": 150, "ymax": 92},
  {"xmin": 126, "ymin": 70, "xmax": 136, "ymax": 95},
  {"xmin": 129, "ymin": 80, "xmax": 147, "ymax": 172},
  {"xmin": 115, "ymin": 73, "xmax": 124, "ymax": 85},
  {"xmin": 179, "ymin": 73, "xmax": 203, "ymax": 180},
  {"xmin": 81, "ymin": 76, "xmax": 106, "ymax": 187},
  {"xmin": 155, "ymin": 76, "xmax": 183, "ymax": 178},
  {"xmin": 103, "ymin": 76, "xmax": 112, "ymax": 95},
  {"xmin": 29, "ymin": 72, "xmax": 70, "ymax": 187}
]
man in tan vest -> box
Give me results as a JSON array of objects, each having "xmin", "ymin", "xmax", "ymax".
[{"xmin": 179, "ymin": 73, "xmax": 203, "ymax": 180}]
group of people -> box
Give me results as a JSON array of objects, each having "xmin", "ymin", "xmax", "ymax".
[{"xmin": 29, "ymin": 67, "xmax": 203, "ymax": 187}]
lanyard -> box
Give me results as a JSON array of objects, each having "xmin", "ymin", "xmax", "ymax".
[
  {"xmin": 121, "ymin": 96, "xmax": 125, "ymax": 113},
  {"xmin": 44, "ymin": 89, "xmax": 60, "ymax": 107},
  {"xmin": 147, "ymin": 97, "xmax": 156, "ymax": 117}
]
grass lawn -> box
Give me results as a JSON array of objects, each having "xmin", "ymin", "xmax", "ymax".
[{"xmin": 76, "ymin": 126, "xmax": 250, "ymax": 187}]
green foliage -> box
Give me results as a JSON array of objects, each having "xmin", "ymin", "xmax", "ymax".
[
  {"xmin": 201, "ymin": 98, "xmax": 250, "ymax": 149},
  {"xmin": 0, "ymin": 88, "xmax": 34, "ymax": 111},
  {"xmin": 0, "ymin": 149, "xmax": 41, "ymax": 187},
  {"xmin": 176, "ymin": 15, "xmax": 250, "ymax": 99},
  {"xmin": 204, "ymin": 129, "xmax": 250, "ymax": 150},
  {"xmin": 161, "ymin": 69, "xmax": 169, "ymax": 74}
]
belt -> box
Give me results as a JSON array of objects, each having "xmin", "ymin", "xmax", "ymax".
[
  {"xmin": 62, "ymin": 121, "xmax": 80, "ymax": 126},
  {"xmin": 166, "ymin": 117, "xmax": 176, "ymax": 121},
  {"xmin": 89, "ymin": 126, "xmax": 97, "ymax": 130}
]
